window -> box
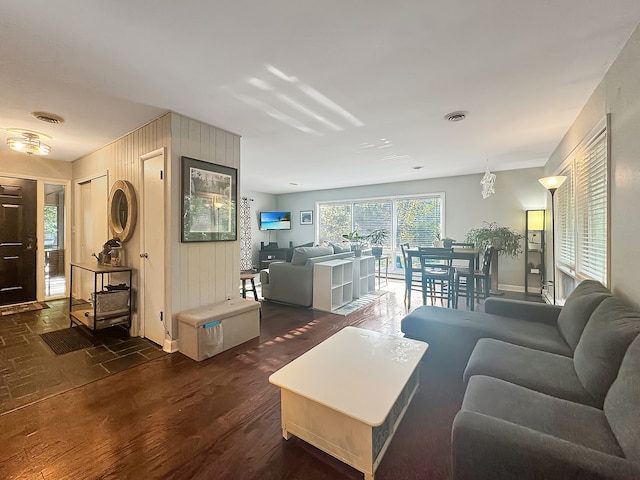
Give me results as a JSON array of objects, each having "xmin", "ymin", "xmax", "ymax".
[
  {"xmin": 317, "ymin": 194, "xmax": 444, "ymax": 271},
  {"xmin": 556, "ymin": 125, "xmax": 607, "ymax": 287}
]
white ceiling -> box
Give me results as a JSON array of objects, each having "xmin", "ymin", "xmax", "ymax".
[{"xmin": 2, "ymin": 2, "xmax": 640, "ymax": 194}]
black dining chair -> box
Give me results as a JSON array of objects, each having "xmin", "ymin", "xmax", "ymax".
[
  {"xmin": 454, "ymin": 246, "xmax": 494, "ymax": 309},
  {"xmin": 400, "ymin": 243, "xmax": 423, "ymax": 309},
  {"xmin": 418, "ymin": 247, "xmax": 456, "ymax": 308}
]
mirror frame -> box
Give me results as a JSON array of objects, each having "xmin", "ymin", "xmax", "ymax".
[{"xmin": 108, "ymin": 180, "xmax": 137, "ymax": 242}]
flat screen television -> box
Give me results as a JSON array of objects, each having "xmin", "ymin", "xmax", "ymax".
[{"xmin": 259, "ymin": 211, "xmax": 291, "ymax": 231}]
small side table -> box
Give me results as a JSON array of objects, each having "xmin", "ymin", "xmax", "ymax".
[
  {"xmin": 240, "ymin": 272, "xmax": 258, "ymax": 301},
  {"xmin": 374, "ymin": 255, "xmax": 390, "ymax": 289}
]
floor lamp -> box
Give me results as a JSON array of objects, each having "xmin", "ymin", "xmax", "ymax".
[{"xmin": 538, "ymin": 176, "xmax": 567, "ymax": 304}]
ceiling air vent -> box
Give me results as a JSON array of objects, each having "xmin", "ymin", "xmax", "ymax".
[
  {"xmin": 444, "ymin": 111, "xmax": 468, "ymax": 122},
  {"xmin": 31, "ymin": 111, "xmax": 65, "ymax": 124}
]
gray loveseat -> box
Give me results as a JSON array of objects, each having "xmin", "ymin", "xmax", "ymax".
[
  {"xmin": 259, "ymin": 245, "xmax": 354, "ymax": 307},
  {"xmin": 401, "ymin": 280, "xmax": 640, "ymax": 479}
]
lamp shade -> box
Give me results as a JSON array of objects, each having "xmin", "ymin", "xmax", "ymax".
[
  {"xmin": 527, "ymin": 210, "xmax": 545, "ymax": 231},
  {"xmin": 538, "ymin": 176, "xmax": 567, "ymax": 191}
]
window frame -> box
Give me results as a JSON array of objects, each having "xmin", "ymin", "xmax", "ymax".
[{"xmin": 555, "ymin": 117, "xmax": 609, "ymax": 290}]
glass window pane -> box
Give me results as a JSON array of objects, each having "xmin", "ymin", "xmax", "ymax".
[
  {"xmin": 396, "ymin": 197, "xmax": 442, "ymax": 247},
  {"xmin": 318, "ymin": 203, "xmax": 352, "ymax": 243}
]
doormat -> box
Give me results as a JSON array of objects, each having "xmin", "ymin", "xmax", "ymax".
[
  {"xmin": 0, "ymin": 301, "xmax": 49, "ymax": 316},
  {"xmin": 333, "ymin": 290, "xmax": 388, "ymax": 316},
  {"xmin": 40, "ymin": 328, "xmax": 97, "ymax": 355}
]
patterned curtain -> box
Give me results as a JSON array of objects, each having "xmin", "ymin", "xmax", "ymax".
[{"xmin": 240, "ymin": 197, "xmax": 253, "ymax": 271}]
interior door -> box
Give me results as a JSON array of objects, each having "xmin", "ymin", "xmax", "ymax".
[
  {"xmin": 141, "ymin": 150, "xmax": 166, "ymax": 346},
  {"xmin": 0, "ymin": 177, "xmax": 37, "ymax": 306}
]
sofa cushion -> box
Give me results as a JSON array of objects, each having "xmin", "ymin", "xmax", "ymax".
[
  {"xmin": 401, "ymin": 305, "xmax": 573, "ymax": 357},
  {"xmin": 290, "ymin": 246, "xmax": 333, "ymax": 265},
  {"xmin": 574, "ymin": 296, "xmax": 640, "ymax": 406},
  {"xmin": 604, "ymin": 335, "xmax": 640, "ymax": 463},
  {"xmin": 556, "ymin": 280, "xmax": 611, "ymax": 350},
  {"xmin": 464, "ymin": 339, "xmax": 596, "ymax": 406},
  {"xmin": 462, "ymin": 375, "xmax": 623, "ymax": 457}
]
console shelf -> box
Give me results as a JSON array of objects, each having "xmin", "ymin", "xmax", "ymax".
[{"xmin": 313, "ymin": 259, "xmax": 353, "ymax": 312}]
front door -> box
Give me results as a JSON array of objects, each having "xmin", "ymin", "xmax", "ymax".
[{"xmin": 0, "ymin": 177, "xmax": 37, "ymax": 306}]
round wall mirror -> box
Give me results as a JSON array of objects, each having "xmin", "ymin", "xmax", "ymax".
[{"xmin": 108, "ymin": 180, "xmax": 137, "ymax": 243}]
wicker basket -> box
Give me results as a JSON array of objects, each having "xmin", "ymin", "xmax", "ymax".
[{"xmin": 92, "ymin": 290, "xmax": 129, "ymax": 315}]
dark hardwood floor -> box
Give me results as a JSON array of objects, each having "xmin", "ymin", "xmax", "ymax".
[{"xmin": 0, "ymin": 282, "xmax": 538, "ymax": 480}]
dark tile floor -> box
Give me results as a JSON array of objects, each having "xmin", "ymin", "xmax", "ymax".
[{"xmin": 0, "ymin": 299, "xmax": 165, "ymax": 414}]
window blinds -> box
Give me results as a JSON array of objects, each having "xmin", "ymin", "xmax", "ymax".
[
  {"xmin": 576, "ymin": 131, "xmax": 607, "ymax": 283},
  {"xmin": 555, "ymin": 127, "xmax": 607, "ymax": 285}
]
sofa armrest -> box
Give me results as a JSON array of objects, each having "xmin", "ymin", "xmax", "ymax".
[
  {"xmin": 263, "ymin": 261, "xmax": 314, "ymax": 306},
  {"xmin": 452, "ymin": 410, "xmax": 640, "ymax": 480},
  {"xmin": 484, "ymin": 297, "xmax": 562, "ymax": 325}
]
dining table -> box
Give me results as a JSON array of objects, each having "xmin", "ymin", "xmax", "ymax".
[{"xmin": 405, "ymin": 247, "xmax": 480, "ymax": 311}]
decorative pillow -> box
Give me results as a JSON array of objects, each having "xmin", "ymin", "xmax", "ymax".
[
  {"xmin": 331, "ymin": 243, "xmax": 351, "ymax": 254},
  {"xmin": 291, "ymin": 246, "xmax": 333, "ymax": 265}
]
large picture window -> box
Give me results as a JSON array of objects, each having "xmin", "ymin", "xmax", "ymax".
[
  {"xmin": 556, "ymin": 122, "xmax": 608, "ymax": 294},
  {"xmin": 318, "ymin": 194, "xmax": 443, "ymax": 271}
]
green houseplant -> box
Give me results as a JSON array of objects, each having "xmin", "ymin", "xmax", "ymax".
[
  {"xmin": 342, "ymin": 230, "xmax": 366, "ymax": 257},
  {"xmin": 365, "ymin": 229, "xmax": 389, "ymax": 256},
  {"xmin": 464, "ymin": 221, "xmax": 524, "ymax": 293}
]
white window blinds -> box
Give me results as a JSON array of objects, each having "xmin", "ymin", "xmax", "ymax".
[
  {"xmin": 555, "ymin": 125, "xmax": 608, "ymax": 285},
  {"xmin": 556, "ymin": 164, "xmax": 575, "ymax": 271},
  {"xmin": 576, "ymin": 131, "xmax": 607, "ymax": 283}
]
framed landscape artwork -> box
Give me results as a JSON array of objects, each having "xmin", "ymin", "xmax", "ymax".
[
  {"xmin": 300, "ymin": 210, "xmax": 313, "ymax": 225},
  {"xmin": 181, "ymin": 156, "xmax": 237, "ymax": 242}
]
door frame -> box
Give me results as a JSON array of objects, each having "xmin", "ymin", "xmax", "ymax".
[
  {"xmin": 139, "ymin": 148, "xmax": 171, "ymax": 350},
  {"xmin": 0, "ymin": 173, "xmax": 72, "ymax": 302}
]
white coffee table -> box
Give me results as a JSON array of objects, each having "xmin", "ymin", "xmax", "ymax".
[{"xmin": 269, "ymin": 326, "xmax": 428, "ymax": 480}]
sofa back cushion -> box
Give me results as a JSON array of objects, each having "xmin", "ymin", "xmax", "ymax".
[
  {"xmin": 604, "ymin": 335, "xmax": 640, "ymax": 462},
  {"xmin": 557, "ymin": 280, "xmax": 611, "ymax": 350},
  {"xmin": 574, "ymin": 297, "xmax": 640, "ymax": 406},
  {"xmin": 291, "ymin": 246, "xmax": 334, "ymax": 265}
]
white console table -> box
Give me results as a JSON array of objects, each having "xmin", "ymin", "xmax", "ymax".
[{"xmin": 313, "ymin": 259, "xmax": 353, "ymax": 312}]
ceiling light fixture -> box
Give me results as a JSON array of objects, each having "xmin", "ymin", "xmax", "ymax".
[
  {"xmin": 6, "ymin": 131, "xmax": 52, "ymax": 155},
  {"xmin": 444, "ymin": 111, "xmax": 468, "ymax": 122}
]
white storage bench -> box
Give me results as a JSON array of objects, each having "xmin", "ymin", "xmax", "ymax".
[{"xmin": 176, "ymin": 298, "xmax": 260, "ymax": 361}]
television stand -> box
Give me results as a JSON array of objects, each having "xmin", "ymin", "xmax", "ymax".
[{"xmin": 259, "ymin": 243, "xmax": 294, "ymax": 270}]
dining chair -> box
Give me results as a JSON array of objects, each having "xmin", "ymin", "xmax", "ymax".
[
  {"xmin": 400, "ymin": 243, "xmax": 422, "ymax": 309},
  {"xmin": 454, "ymin": 245, "xmax": 494, "ymax": 308},
  {"xmin": 418, "ymin": 247, "xmax": 455, "ymax": 308}
]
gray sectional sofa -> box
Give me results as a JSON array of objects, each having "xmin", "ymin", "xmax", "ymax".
[
  {"xmin": 401, "ymin": 280, "xmax": 640, "ymax": 479},
  {"xmin": 259, "ymin": 245, "xmax": 354, "ymax": 307}
]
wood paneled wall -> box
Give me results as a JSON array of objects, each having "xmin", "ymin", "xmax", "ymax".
[
  {"xmin": 71, "ymin": 112, "xmax": 241, "ymax": 340},
  {"xmin": 169, "ymin": 114, "xmax": 241, "ymax": 327}
]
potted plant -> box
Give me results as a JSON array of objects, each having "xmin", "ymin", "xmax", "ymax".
[
  {"xmin": 342, "ymin": 230, "xmax": 366, "ymax": 257},
  {"xmin": 365, "ymin": 229, "xmax": 389, "ymax": 257},
  {"xmin": 464, "ymin": 221, "xmax": 523, "ymax": 294}
]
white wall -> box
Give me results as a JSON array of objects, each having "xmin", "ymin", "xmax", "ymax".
[
  {"xmin": 273, "ymin": 167, "xmax": 545, "ymax": 289},
  {"xmin": 544, "ymin": 22, "xmax": 640, "ymax": 309}
]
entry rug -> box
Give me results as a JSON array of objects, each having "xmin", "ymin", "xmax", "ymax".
[
  {"xmin": 40, "ymin": 327, "xmax": 97, "ymax": 355},
  {"xmin": 333, "ymin": 290, "xmax": 388, "ymax": 316},
  {"xmin": 0, "ymin": 301, "xmax": 49, "ymax": 316}
]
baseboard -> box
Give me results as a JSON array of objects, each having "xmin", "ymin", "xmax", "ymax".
[
  {"xmin": 163, "ymin": 339, "xmax": 179, "ymax": 353},
  {"xmin": 498, "ymin": 284, "xmax": 524, "ymax": 293}
]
